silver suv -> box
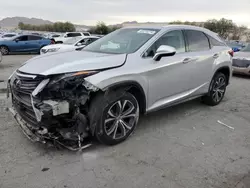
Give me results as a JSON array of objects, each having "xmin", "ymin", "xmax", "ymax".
[{"xmin": 8, "ymin": 25, "xmax": 232, "ymax": 150}]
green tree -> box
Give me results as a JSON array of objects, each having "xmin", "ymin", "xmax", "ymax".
[
  {"xmin": 231, "ymin": 25, "xmax": 248, "ymax": 40},
  {"xmin": 18, "ymin": 22, "xmax": 25, "ymax": 30},
  {"xmin": 95, "ymin": 22, "xmax": 109, "ymax": 35},
  {"xmin": 204, "ymin": 18, "xmax": 235, "ymax": 39},
  {"xmin": 18, "ymin": 22, "xmax": 75, "ymax": 32}
]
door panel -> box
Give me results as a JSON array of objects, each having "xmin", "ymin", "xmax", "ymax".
[
  {"xmin": 143, "ymin": 29, "xmax": 197, "ymax": 111},
  {"xmin": 184, "ymin": 30, "xmax": 215, "ymax": 94},
  {"xmin": 145, "ymin": 53, "xmax": 197, "ymax": 111},
  {"xmin": 26, "ymin": 36, "xmax": 43, "ymax": 52},
  {"xmin": 12, "ymin": 36, "xmax": 29, "ymax": 52}
]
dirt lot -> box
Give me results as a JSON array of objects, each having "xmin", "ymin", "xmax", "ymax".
[{"xmin": 0, "ymin": 55, "xmax": 250, "ymax": 188}]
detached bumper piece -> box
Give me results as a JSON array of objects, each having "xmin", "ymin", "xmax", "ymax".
[{"xmin": 8, "ymin": 71, "xmax": 93, "ymax": 151}]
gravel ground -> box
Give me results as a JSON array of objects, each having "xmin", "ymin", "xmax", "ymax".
[
  {"xmin": 0, "ymin": 54, "xmax": 36, "ymax": 82},
  {"xmin": 0, "ymin": 55, "xmax": 250, "ymax": 188}
]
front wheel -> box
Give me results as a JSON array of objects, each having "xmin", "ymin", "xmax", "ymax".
[
  {"xmin": 202, "ymin": 72, "xmax": 227, "ymax": 106},
  {"xmin": 0, "ymin": 46, "xmax": 9, "ymax": 55},
  {"xmin": 89, "ymin": 90, "xmax": 140, "ymax": 145}
]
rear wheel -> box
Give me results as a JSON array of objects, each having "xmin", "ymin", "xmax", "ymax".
[
  {"xmin": 202, "ymin": 72, "xmax": 227, "ymax": 106},
  {"xmin": 0, "ymin": 46, "xmax": 9, "ymax": 55},
  {"xmin": 89, "ymin": 90, "xmax": 140, "ymax": 145}
]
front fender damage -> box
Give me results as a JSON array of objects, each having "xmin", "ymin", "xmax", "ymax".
[{"xmin": 26, "ymin": 79, "xmax": 100, "ymax": 151}]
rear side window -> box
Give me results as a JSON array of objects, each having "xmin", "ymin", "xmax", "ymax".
[
  {"xmin": 28, "ymin": 35, "xmax": 42, "ymax": 41},
  {"xmin": 82, "ymin": 32, "xmax": 90, "ymax": 36},
  {"xmin": 185, "ymin": 30, "xmax": 210, "ymax": 52},
  {"xmin": 67, "ymin": 33, "xmax": 81, "ymax": 37},
  {"xmin": 207, "ymin": 35, "xmax": 226, "ymax": 47}
]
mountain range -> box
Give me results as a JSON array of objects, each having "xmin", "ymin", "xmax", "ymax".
[{"xmin": 0, "ymin": 16, "xmax": 169, "ymax": 30}]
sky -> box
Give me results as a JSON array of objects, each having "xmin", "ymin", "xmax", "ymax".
[{"xmin": 0, "ymin": 0, "xmax": 250, "ymax": 27}]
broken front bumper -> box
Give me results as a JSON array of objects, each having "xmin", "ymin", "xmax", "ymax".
[{"xmin": 7, "ymin": 84, "xmax": 92, "ymax": 151}]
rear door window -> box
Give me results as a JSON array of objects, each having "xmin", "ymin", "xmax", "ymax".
[
  {"xmin": 185, "ymin": 30, "xmax": 210, "ymax": 52},
  {"xmin": 28, "ymin": 35, "xmax": 42, "ymax": 41},
  {"xmin": 67, "ymin": 33, "xmax": 82, "ymax": 37}
]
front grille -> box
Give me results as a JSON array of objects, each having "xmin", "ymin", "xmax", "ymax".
[
  {"xmin": 11, "ymin": 71, "xmax": 45, "ymax": 127},
  {"xmin": 233, "ymin": 59, "xmax": 250, "ymax": 68}
]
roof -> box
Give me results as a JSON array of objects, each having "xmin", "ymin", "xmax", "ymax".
[{"xmin": 123, "ymin": 24, "xmax": 220, "ymax": 41}]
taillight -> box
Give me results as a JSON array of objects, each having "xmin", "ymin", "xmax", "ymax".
[{"xmin": 228, "ymin": 50, "xmax": 234, "ymax": 57}]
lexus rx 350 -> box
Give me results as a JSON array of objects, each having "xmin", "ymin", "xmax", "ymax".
[{"xmin": 7, "ymin": 25, "xmax": 233, "ymax": 150}]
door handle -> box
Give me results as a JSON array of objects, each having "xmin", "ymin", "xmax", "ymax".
[
  {"xmin": 213, "ymin": 53, "xmax": 219, "ymax": 58},
  {"xmin": 182, "ymin": 58, "xmax": 193, "ymax": 64}
]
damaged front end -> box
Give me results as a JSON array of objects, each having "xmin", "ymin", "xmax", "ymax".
[{"xmin": 8, "ymin": 70, "xmax": 99, "ymax": 151}]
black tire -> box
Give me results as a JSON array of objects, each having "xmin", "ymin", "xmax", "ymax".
[
  {"xmin": 89, "ymin": 90, "xmax": 140, "ymax": 145},
  {"xmin": 202, "ymin": 72, "xmax": 227, "ymax": 106},
  {"xmin": 0, "ymin": 46, "xmax": 9, "ymax": 55}
]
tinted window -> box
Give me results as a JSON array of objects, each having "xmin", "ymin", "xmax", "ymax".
[
  {"xmin": 91, "ymin": 38, "xmax": 98, "ymax": 42},
  {"xmin": 28, "ymin": 35, "xmax": 42, "ymax": 40},
  {"xmin": 52, "ymin": 34, "xmax": 60, "ymax": 38},
  {"xmin": 145, "ymin": 30, "xmax": 186, "ymax": 57},
  {"xmin": 207, "ymin": 35, "xmax": 225, "ymax": 46},
  {"xmin": 82, "ymin": 33, "xmax": 90, "ymax": 36},
  {"xmin": 185, "ymin": 30, "xmax": 210, "ymax": 52},
  {"xmin": 3, "ymin": 34, "xmax": 16, "ymax": 38},
  {"xmin": 67, "ymin": 33, "xmax": 81, "ymax": 37},
  {"xmin": 16, "ymin": 36, "xmax": 28, "ymax": 41}
]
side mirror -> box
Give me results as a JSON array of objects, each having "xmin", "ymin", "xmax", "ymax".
[
  {"xmin": 153, "ymin": 45, "xmax": 176, "ymax": 61},
  {"xmin": 64, "ymin": 35, "xmax": 67, "ymax": 38},
  {"xmin": 14, "ymin": 38, "xmax": 20, "ymax": 42}
]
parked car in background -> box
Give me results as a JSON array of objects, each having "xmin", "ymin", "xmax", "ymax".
[
  {"xmin": 233, "ymin": 43, "xmax": 250, "ymax": 75},
  {"xmin": 40, "ymin": 36, "xmax": 99, "ymax": 54},
  {"xmin": 7, "ymin": 25, "xmax": 232, "ymax": 150},
  {"xmin": 53, "ymin": 32, "xmax": 91, "ymax": 44},
  {"xmin": 1, "ymin": 33, "xmax": 18, "ymax": 39},
  {"xmin": 0, "ymin": 35, "xmax": 54, "ymax": 55},
  {"xmin": 226, "ymin": 41, "xmax": 246, "ymax": 52}
]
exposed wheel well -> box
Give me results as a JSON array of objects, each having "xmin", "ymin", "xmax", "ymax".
[
  {"xmin": 215, "ymin": 66, "xmax": 230, "ymax": 85},
  {"xmin": 105, "ymin": 82, "xmax": 147, "ymax": 114}
]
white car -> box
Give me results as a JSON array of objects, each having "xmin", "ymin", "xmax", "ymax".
[
  {"xmin": 53, "ymin": 32, "xmax": 91, "ymax": 44},
  {"xmin": 1, "ymin": 33, "xmax": 18, "ymax": 39},
  {"xmin": 40, "ymin": 36, "xmax": 99, "ymax": 54}
]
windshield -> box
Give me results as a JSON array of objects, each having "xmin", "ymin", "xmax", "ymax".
[
  {"xmin": 64, "ymin": 37, "xmax": 82, "ymax": 45},
  {"xmin": 83, "ymin": 28, "xmax": 160, "ymax": 54},
  {"xmin": 241, "ymin": 44, "xmax": 250, "ymax": 52}
]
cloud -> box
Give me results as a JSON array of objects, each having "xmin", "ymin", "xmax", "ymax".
[{"xmin": 0, "ymin": 0, "xmax": 249, "ymax": 26}]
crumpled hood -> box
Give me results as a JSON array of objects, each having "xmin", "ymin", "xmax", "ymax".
[
  {"xmin": 18, "ymin": 51, "xmax": 127, "ymax": 75},
  {"xmin": 234, "ymin": 52, "xmax": 250, "ymax": 59}
]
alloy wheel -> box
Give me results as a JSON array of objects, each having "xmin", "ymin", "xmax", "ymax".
[
  {"xmin": 0, "ymin": 46, "xmax": 8, "ymax": 55},
  {"xmin": 104, "ymin": 99, "xmax": 139, "ymax": 140},
  {"xmin": 212, "ymin": 76, "xmax": 226, "ymax": 103}
]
